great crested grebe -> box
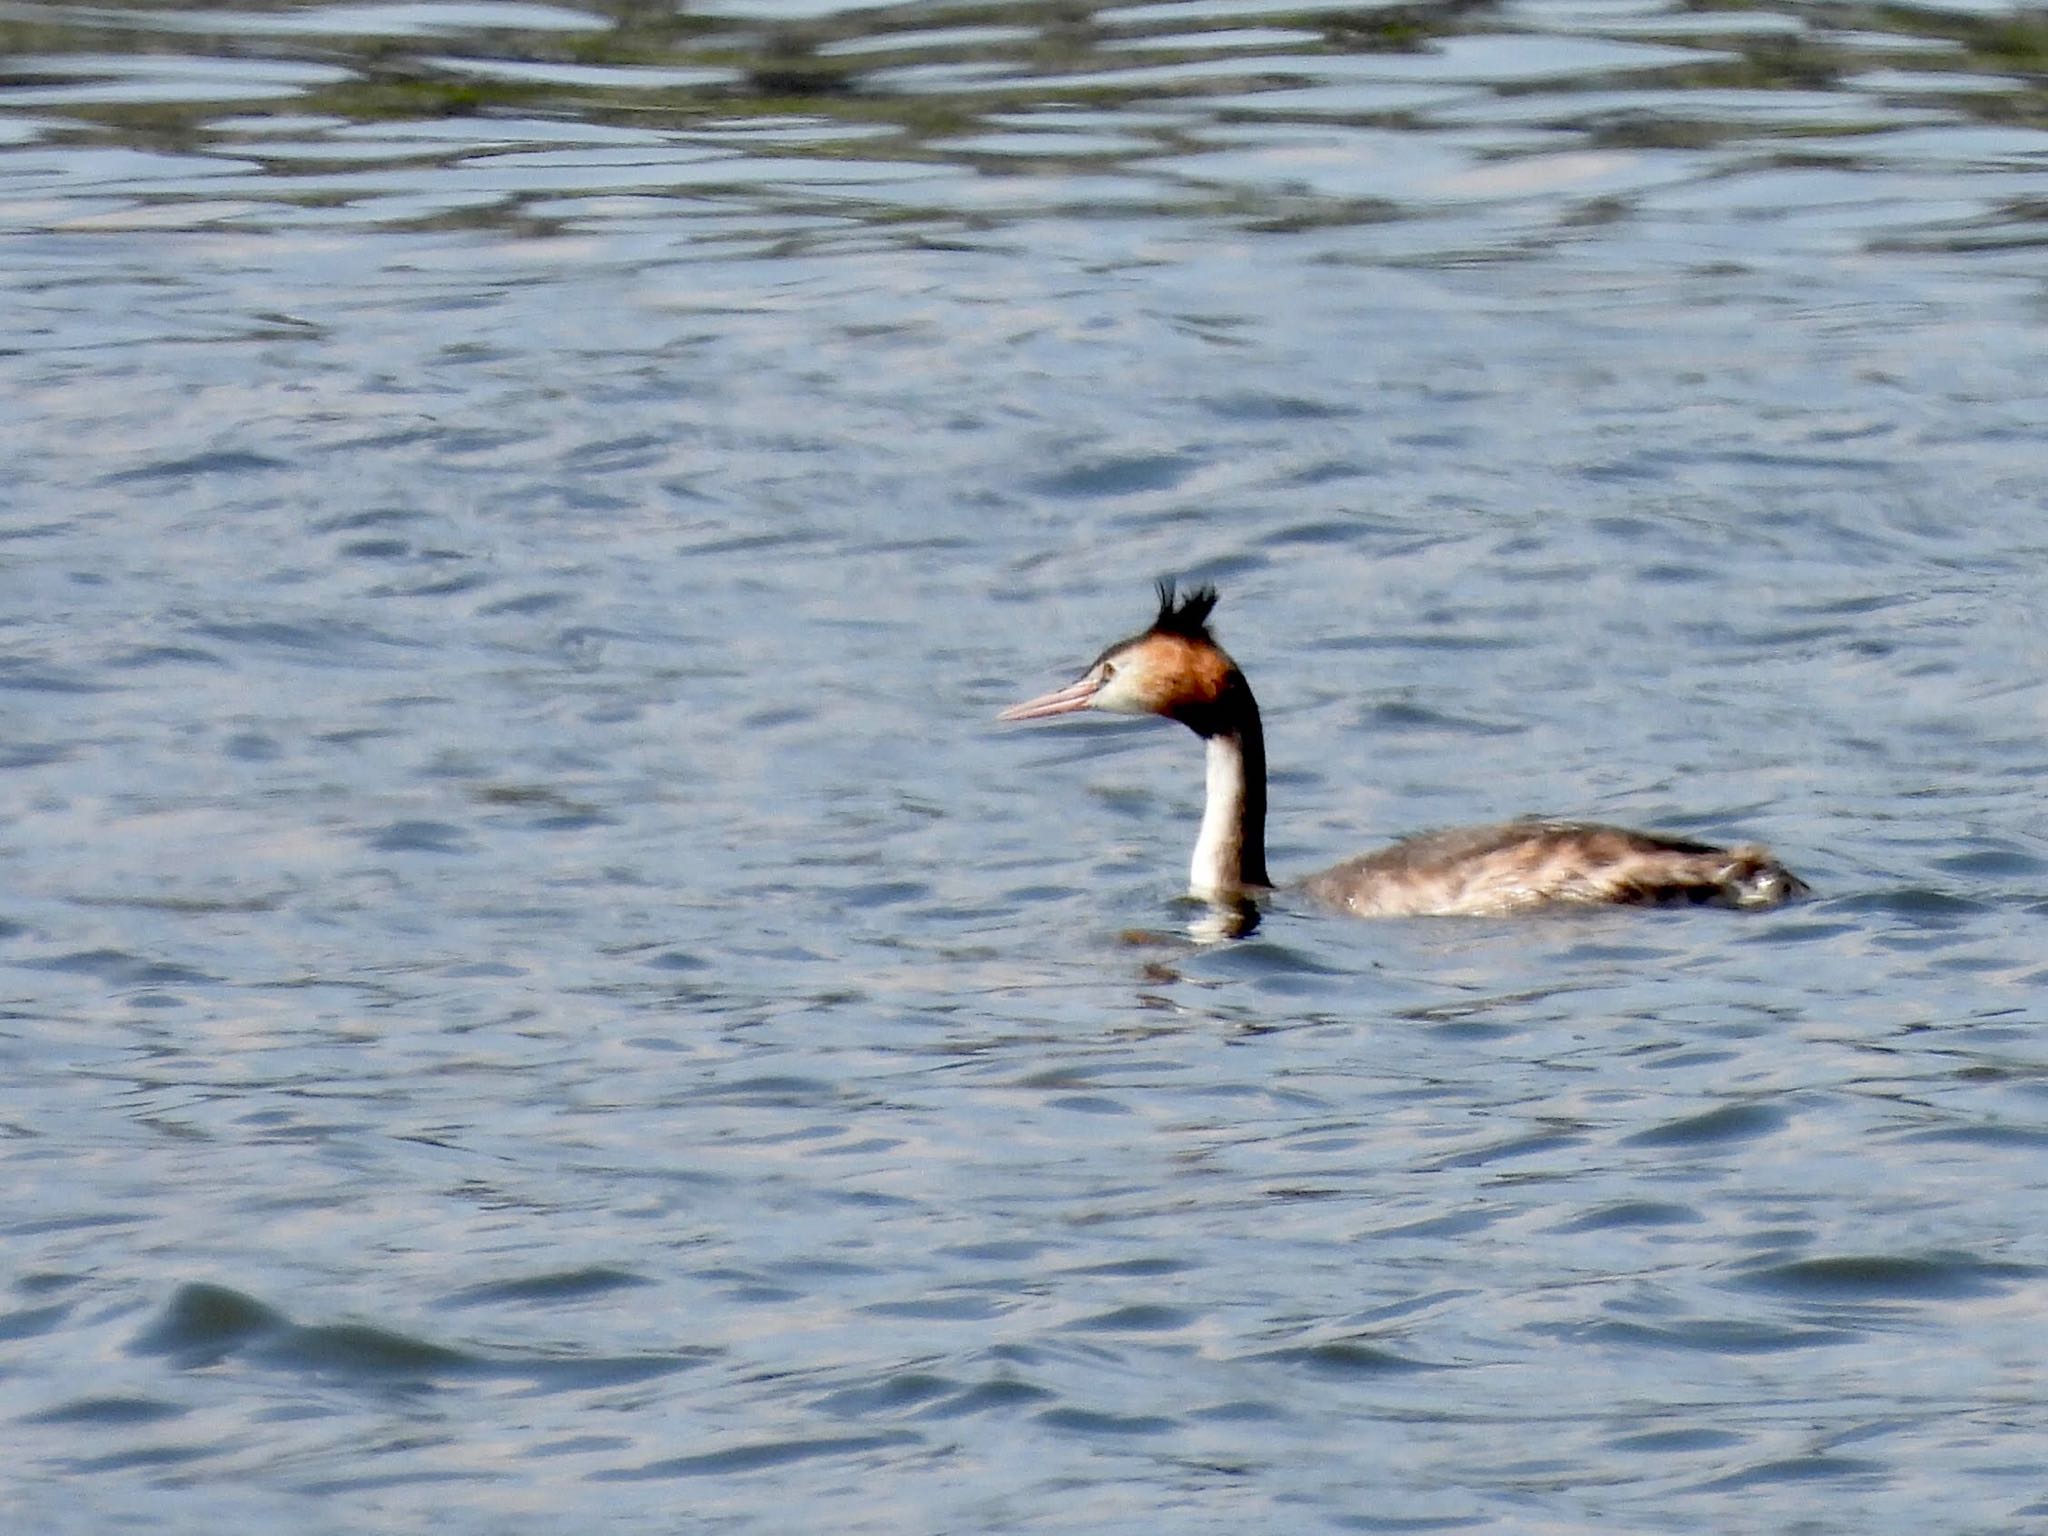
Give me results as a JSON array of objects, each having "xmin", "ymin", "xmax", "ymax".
[{"xmin": 998, "ymin": 583, "xmax": 1808, "ymax": 917}]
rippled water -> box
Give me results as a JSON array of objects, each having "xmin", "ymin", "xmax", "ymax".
[{"xmin": 6, "ymin": 0, "xmax": 2048, "ymax": 1530}]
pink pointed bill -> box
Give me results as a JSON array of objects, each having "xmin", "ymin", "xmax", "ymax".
[{"xmin": 998, "ymin": 674, "xmax": 1099, "ymax": 721}]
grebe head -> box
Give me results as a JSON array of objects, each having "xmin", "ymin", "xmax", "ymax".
[{"xmin": 998, "ymin": 582, "xmax": 1241, "ymax": 733}]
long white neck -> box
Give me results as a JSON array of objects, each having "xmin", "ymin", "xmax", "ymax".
[{"xmin": 1188, "ymin": 707, "xmax": 1271, "ymax": 899}]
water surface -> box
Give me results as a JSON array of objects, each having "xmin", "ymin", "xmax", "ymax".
[{"xmin": 4, "ymin": 0, "xmax": 2048, "ymax": 1531}]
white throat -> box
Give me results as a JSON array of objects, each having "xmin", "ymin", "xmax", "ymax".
[{"xmin": 1190, "ymin": 732, "xmax": 1250, "ymax": 899}]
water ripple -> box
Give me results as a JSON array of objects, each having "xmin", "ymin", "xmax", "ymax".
[
  {"xmin": 131, "ymin": 1281, "xmax": 708, "ymax": 1386},
  {"xmin": 5, "ymin": 0, "xmax": 2048, "ymax": 1531}
]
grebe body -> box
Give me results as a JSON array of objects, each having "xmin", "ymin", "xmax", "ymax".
[
  {"xmin": 1295, "ymin": 819, "xmax": 1804, "ymax": 916},
  {"xmin": 998, "ymin": 584, "xmax": 1806, "ymax": 918}
]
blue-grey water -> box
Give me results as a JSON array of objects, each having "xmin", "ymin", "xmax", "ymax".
[{"xmin": 5, "ymin": 1, "xmax": 2048, "ymax": 1530}]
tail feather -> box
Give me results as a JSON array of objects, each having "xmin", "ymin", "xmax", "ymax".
[
  {"xmin": 1599, "ymin": 843, "xmax": 1809, "ymax": 909},
  {"xmin": 1709, "ymin": 845, "xmax": 1809, "ymax": 908}
]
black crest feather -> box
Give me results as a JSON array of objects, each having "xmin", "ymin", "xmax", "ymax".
[{"xmin": 1150, "ymin": 580, "xmax": 1219, "ymax": 640}]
